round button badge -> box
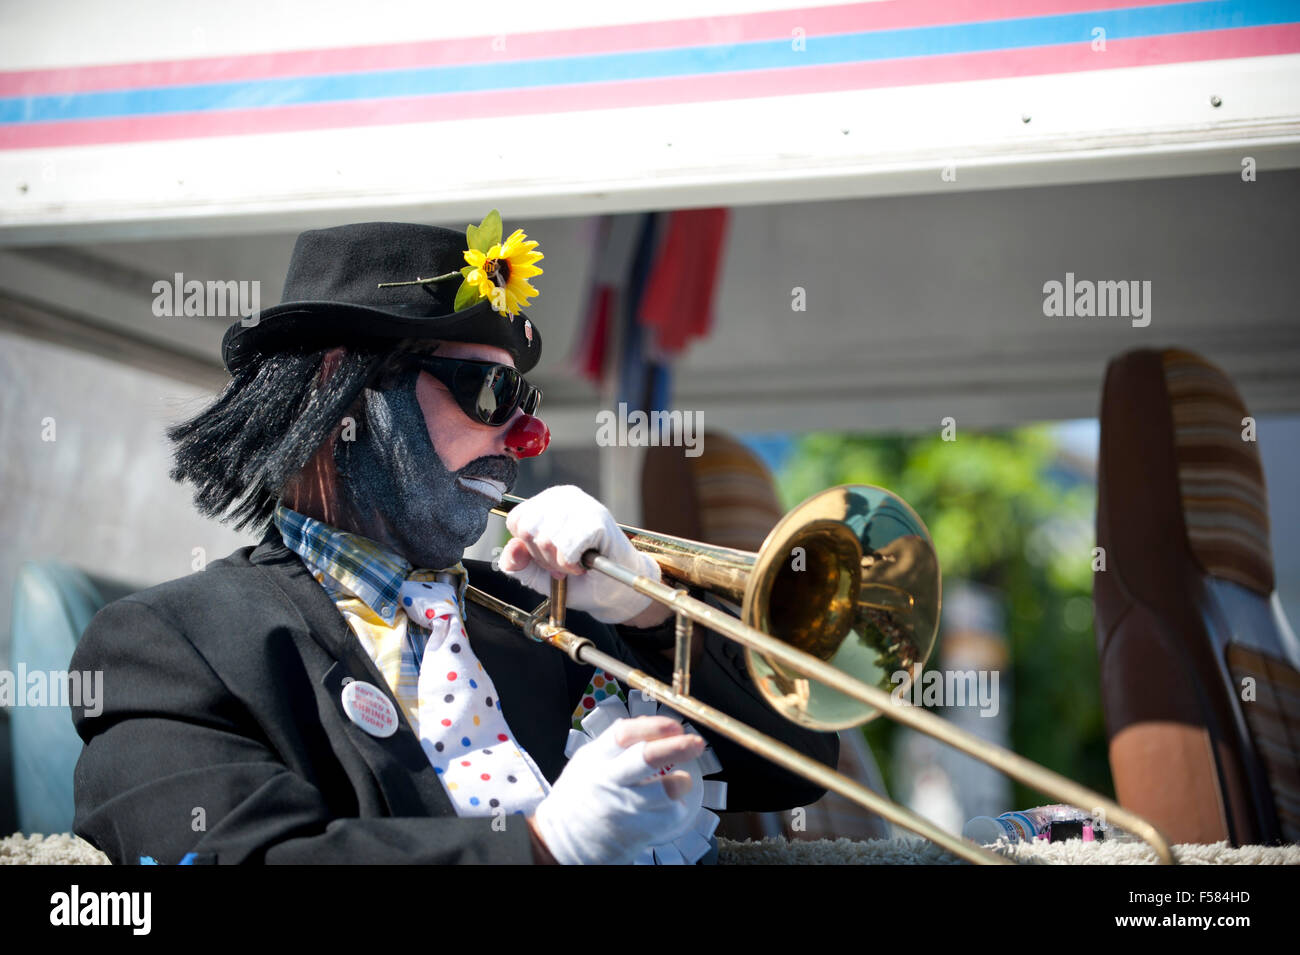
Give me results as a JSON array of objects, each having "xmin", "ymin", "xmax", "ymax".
[{"xmin": 341, "ymin": 680, "xmax": 399, "ymax": 738}]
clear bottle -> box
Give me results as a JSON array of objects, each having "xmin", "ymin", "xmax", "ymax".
[
  {"xmin": 962, "ymin": 810, "xmax": 1044, "ymax": 844},
  {"xmin": 963, "ymin": 804, "xmax": 1094, "ymax": 844}
]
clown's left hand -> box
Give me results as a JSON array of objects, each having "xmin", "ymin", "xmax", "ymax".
[{"xmin": 499, "ymin": 485, "xmax": 667, "ymax": 625}]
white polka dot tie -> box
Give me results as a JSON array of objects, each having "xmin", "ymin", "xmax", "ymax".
[{"xmin": 398, "ymin": 578, "xmax": 551, "ymax": 818}]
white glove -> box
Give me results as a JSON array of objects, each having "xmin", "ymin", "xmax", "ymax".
[
  {"xmin": 501, "ymin": 484, "xmax": 661, "ymax": 623},
  {"xmin": 532, "ymin": 718, "xmax": 697, "ymax": 865}
]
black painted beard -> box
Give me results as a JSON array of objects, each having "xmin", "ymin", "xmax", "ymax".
[{"xmin": 332, "ymin": 366, "xmax": 518, "ymax": 569}]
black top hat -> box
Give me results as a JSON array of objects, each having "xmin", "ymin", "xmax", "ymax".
[{"xmin": 221, "ymin": 221, "xmax": 542, "ymax": 374}]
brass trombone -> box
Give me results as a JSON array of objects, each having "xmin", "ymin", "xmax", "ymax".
[{"xmin": 471, "ymin": 485, "xmax": 1174, "ymax": 865}]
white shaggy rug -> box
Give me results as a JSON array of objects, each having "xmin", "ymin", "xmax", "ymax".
[
  {"xmin": 2, "ymin": 832, "xmax": 1297, "ymax": 864},
  {"xmin": 1, "ymin": 833, "xmax": 110, "ymax": 865},
  {"xmin": 718, "ymin": 835, "xmax": 1300, "ymax": 865}
]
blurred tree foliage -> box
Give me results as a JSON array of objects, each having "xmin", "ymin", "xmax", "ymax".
[{"xmin": 778, "ymin": 428, "xmax": 1112, "ymax": 810}]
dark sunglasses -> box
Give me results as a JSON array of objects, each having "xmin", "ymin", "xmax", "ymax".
[{"xmin": 407, "ymin": 355, "xmax": 542, "ymax": 427}]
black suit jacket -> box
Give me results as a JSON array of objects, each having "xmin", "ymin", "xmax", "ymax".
[{"xmin": 70, "ymin": 528, "xmax": 838, "ymax": 864}]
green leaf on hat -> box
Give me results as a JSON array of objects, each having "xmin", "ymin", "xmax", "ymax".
[
  {"xmin": 465, "ymin": 224, "xmax": 484, "ymax": 254},
  {"xmin": 454, "ymin": 278, "xmax": 485, "ymax": 312},
  {"xmin": 466, "ymin": 209, "xmax": 503, "ymax": 255}
]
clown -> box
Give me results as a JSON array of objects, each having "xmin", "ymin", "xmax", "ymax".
[{"xmin": 69, "ymin": 215, "xmax": 838, "ymax": 865}]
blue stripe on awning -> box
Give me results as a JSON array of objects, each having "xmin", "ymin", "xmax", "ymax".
[{"xmin": 2, "ymin": 1, "xmax": 1295, "ymax": 125}]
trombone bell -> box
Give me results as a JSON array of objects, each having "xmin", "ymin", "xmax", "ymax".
[
  {"xmin": 743, "ymin": 486, "xmax": 941, "ymax": 730},
  {"xmin": 592, "ymin": 485, "xmax": 941, "ymax": 732}
]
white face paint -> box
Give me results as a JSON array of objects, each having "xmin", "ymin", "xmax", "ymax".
[{"xmin": 456, "ymin": 476, "xmax": 508, "ymax": 504}]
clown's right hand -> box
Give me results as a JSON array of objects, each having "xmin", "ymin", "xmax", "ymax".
[
  {"xmin": 530, "ymin": 716, "xmax": 704, "ymax": 865},
  {"xmin": 498, "ymin": 484, "xmax": 662, "ymax": 623}
]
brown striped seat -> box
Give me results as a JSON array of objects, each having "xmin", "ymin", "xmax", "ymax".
[{"xmin": 1095, "ymin": 348, "xmax": 1300, "ymax": 845}]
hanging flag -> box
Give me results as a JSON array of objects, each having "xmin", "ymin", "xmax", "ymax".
[
  {"xmin": 574, "ymin": 208, "xmax": 728, "ymax": 415},
  {"xmin": 571, "ymin": 214, "xmax": 643, "ymax": 386},
  {"xmin": 616, "ymin": 212, "xmax": 664, "ymax": 410},
  {"xmin": 638, "ymin": 208, "xmax": 730, "ymax": 356}
]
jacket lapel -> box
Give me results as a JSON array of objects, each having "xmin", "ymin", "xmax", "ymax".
[
  {"xmin": 248, "ymin": 528, "xmax": 458, "ymax": 817},
  {"xmin": 247, "ymin": 528, "xmax": 580, "ymax": 812}
]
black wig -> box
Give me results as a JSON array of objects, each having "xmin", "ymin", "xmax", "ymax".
[{"xmin": 167, "ymin": 344, "xmax": 394, "ymax": 532}]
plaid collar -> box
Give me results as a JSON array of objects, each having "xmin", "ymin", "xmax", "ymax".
[{"xmin": 273, "ymin": 502, "xmax": 468, "ymax": 622}]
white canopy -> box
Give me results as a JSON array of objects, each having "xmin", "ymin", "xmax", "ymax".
[{"xmin": 1, "ymin": 0, "xmax": 1297, "ymax": 440}]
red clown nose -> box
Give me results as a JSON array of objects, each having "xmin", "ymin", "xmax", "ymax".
[{"xmin": 506, "ymin": 414, "xmax": 549, "ymax": 458}]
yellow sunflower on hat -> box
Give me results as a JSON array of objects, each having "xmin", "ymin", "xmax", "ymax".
[{"xmin": 455, "ymin": 209, "xmax": 543, "ymax": 319}]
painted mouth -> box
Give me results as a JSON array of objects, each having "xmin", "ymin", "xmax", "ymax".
[{"xmin": 457, "ymin": 475, "xmax": 507, "ymax": 504}]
